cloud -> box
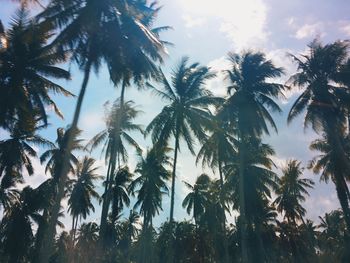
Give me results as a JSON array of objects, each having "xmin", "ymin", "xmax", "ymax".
[
  {"xmin": 206, "ymin": 56, "xmax": 231, "ymax": 97},
  {"xmin": 182, "ymin": 15, "xmax": 205, "ymax": 28},
  {"xmin": 178, "ymin": 0, "xmax": 268, "ymax": 50},
  {"xmin": 295, "ymin": 23, "xmax": 325, "ymax": 39},
  {"xmin": 340, "ymin": 23, "xmax": 350, "ymax": 36}
]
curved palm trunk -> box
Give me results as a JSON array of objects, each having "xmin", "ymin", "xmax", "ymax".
[
  {"xmin": 170, "ymin": 132, "xmax": 180, "ymax": 223},
  {"xmin": 238, "ymin": 140, "xmax": 249, "ymax": 263},
  {"xmin": 218, "ymin": 162, "xmax": 229, "ymax": 263},
  {"xmin": 38, "ymin": 60, "xmax": 92, "ymax": 263}
]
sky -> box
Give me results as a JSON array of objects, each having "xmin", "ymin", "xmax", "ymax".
[{"xmin": 1, "ymin": 0, "xmax": 350, "ymax": 229}]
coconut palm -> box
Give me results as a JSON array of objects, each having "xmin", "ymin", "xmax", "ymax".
[
  {"xmin": 75, "ymin": 222, "xmax": 100, "ymax": 263},
  {"xmin": 110, "ymin": 166, "xmax": 133, "ymax": 223},
  {"xmin": 287, "ymin": 40, "xmax": 350, "ymax": 230},
  {"xmin": 0, "ymin": 123, "xmax": 53, "ymax": 187},
  {"xmin": 130, "ymin": 144, "xmax": 171, "ymax": 228},
  {"xmin": 219, "ymin": 51, "xmax": 284, "ymax": 262},
  {"xmin": 146, "ymin": 57, "xmax": 220, "ymax": 222},
  {"xmin": 182, "ymin": 174, "xmax": 211, "ymax": 225},
  {"xmin": 0, "ymin": 8, "xmax": 72, "ymax": 130},
  {"xmin": 224, "ymin": 137, "xmax": 279, "ymax": 262},
  {"xmin": 87, "ymin": 99, "xmax": 143, "ymax": 240},
  {"xmin": 273, "ymin": 160, "xmax": 314, "ymax": 224},
  {"xmin": 68, "ymin": 156, "xmax": 101, "ymax": 241},
  {"xmin": 308, "ymin": 135, "xmax": 350, "ymax": 229}
]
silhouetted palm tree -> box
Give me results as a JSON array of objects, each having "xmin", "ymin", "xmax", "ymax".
[
  {"xmin": 130, "ymin": 144, "xmax": 171, "ymax": 228},
  {"xmin": 68, "ymin": 156, "xmax": 101, "ymax": 241},
  {"xmin": 88, "ymin": 99, "xmax": 142, "ymax": 240},
  {"xmin": 288, "ymin": 40, "xmax": 350, "ymax": 231},
  {"xmin": 0, "ymin": 8, "xmax": 72, "ymax": 130},
  {"xmin": 220, "ymin": 51, "xmax": 284, "ymax": 262},
  {"xmin": 75, "ymin": 222, "xmax": 99, "ymax": 263},
  {"xmin": 274, "ymin": 160, "xmax": 314, "ymax": 224},
  {"xmin": 146, "ymin": 57, "xmax": 220, "ymax": 222},
  {"xmin": 182, "ymin": 174, "xmax": 211, "ymax": 225}
]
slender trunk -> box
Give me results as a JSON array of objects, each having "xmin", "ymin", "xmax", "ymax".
[
  {"xmin": 334, "ymin": 175, "xmax": 350, "ymax": 230},
  {"xmin": 38, "ymin": 60, "xmax": 92, "ymax": 263},
  {"xmin": 170, "ymin": 132, "xmax": 179, "ymax": 223},
  {"xmin": 239, "ymin": 139, "xmax": 249, "ymax": 263},
  {"xmin": 120, "ymin": 79, "xmax": 127, "ymax": 106},
  {"xmin": 219, "ymin": 162, "xmax": 229, "ymax": 263}
]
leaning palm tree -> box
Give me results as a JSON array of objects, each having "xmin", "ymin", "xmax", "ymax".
[
  {"xmin": 273, "ymin": 160, "xmax": 314, "ymax": 224},
  {"xmin": 130, "ymin": 144, "xmax": 171, "ymax": 229},
  {"xmin": 219, "ymin": 51, "xmax": 285, "ymax": 262},
  {"xmin": 87, "ymin": 99, "xmax": 143, "ymax": 240},
  {"xmin": 182, "ymin": 174, "xmax": 211, "ymax": 225},
  {"xmin": 0, "ymin": 8, "xmax": 72, "ymax": 130},
  {"xmin": 68, "ymin": 156, "xmax": 101, "ymax": 241},
  {"xmin": 37, "ymin": 1, "xmax": 166, "ymax": 259},
  {"xmin": 287, "ymin": 40, "xmax": 350, "ymax": 230},
  {"xmin": 146, "ymin": 57, "xmax": 220, "ymax": 222}
]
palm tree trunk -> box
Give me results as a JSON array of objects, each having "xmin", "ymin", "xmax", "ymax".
[
  {"xmin": 334, "ymin": 175, "xmax": 350, "ymax": 230},
  {"xmin": 38, "ymin": 60, "xmax": 92, "ymax": 263},
  {"xmin": 219, "ymin": 162, "xmax": 229, "ymax": 263},
  {"xmin": 238, "ymin": 139, "xmax": 249, "ymax": 263},
  {"xmin": 170, "ymin": 132, "xmax": 180, "ymax": 223}
]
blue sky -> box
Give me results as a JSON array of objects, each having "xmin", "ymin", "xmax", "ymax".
[{"xmin": 1, "ymin": 0, "xmax": 350, "ymax": 228}]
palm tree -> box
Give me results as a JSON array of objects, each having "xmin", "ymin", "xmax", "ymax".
[
  {"xmin": 75, "ymin": 222, "xmax": 100, "ymax": 263},
  {"xmin": 38, "ymin": 1, "xmax": 166, "ymax": 258},
  {"xmin": 110, "ymin": 166, "xmax": 133, "ymax": 223},
  {"xmin": 130, "ymin": 144, "xmax": 171, "ymax": 228},
  {"xmin": 219, "ymin": 51, "xmax": 284, "ymax": 262},
  {"xmin": 288, "ymin": 40, "xmax": 350, "ymax": 230},
  {"xmin": 0, "ymin": 8, "xmax": 72, "ymax": 130},
  {"xmin": 0, "ymin": 123, "xmax": 53, "ymax": 187},
  {"xmin": 0, "ymin": 186, "xmax": 45, "ymax": 263},
  {"xmin": 36, "ymin": 127, "xmax": 83, "ymax": 261},
  {"xmin": 273, "ymin": 160, "xmax": 314, "ymax": 224},
  {"xmin": 146, "ymin": 57, "xmax": 220, "ymax": 222},
  {"xmin": 308, "ymin": 136, "xmax": 350, "ymax": 229},
  {"xmin": 182, "ymin": 174, "xmax": 211, "ymax": 225},
  {"xmin": 87, "ymin": 99, "xmax": 143, "ymax": 240},
  {"xmin": 68, "ymin": 156, "xmax": 101, "ymax": 241},
  {"xmin": 224, "ymin": 137, "xmax": 280, "ymax": 262}
]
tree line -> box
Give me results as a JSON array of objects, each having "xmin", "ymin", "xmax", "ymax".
[{"xmin": 0, "ymin": 1, "xmax": 350, "ymax": 262}]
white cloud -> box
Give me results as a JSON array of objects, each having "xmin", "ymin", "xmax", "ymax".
[
  {"xmin": 182, "ymin": 15, "xmax": 205, "ymax": 28},
  {"xmin": 295, "ymin": 23, "xmax": 325, "ymax": 39},
  {"xmin": 206, "ymin": 56, "xmax": 231, "ymax": 97},
  {"xmin": 178, "ymin": 0, "xmax": 268, "ymax": 50},
  {"xmin": 340, "ymin": 23, "xmax": 350, "ymax": 36}
]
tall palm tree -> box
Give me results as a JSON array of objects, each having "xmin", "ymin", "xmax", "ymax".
[
  {"xmin": 37, "ymin": 1, "xmax": 166, "ymax": 258},
  {"xmin": 68, "ymin": 156, "xmax": 101, "ymax": 241},
  {"xmin": 288, "ymin": 40, "xmax": 350, "ymax": 230},
  {"xmin": 75, "ymin": 222, "xmax": 100, "ymax": 263},
  {"xmin": 36, "ymin": 127, "xmax": 83, "ymax": 261},
  {"xmin": 182, "ymin": 174, "xmax": 211, "ymax": 225},
  {"xmin": 0, "ymin": 8, "xmax": 72, "ymax": 130},
  {"xmin": 146, "ymin": 57, "xmax": 220, "ymax": 222},
  {"xmin": 273, "ymin": 160, "xmax": 314, "ymax": 224},
  {"xmin": 219, "ymin": 51, "xmax": 284, "ymax": 262},
  {"xmin": 224, "ymin": 137, "xmax": 280, "ymax": 262},
  {"xmin": 88, "ymin": 99, "xmax": 143, "ymax": 240},
  {"xmin": 130, "ymin": 144, "xmax": 171, "ymax": 228}
]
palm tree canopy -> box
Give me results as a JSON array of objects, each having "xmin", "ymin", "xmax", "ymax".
[
  {"xmin": 273, "ymin": 160, "xmax": 314, "ymax": 223},
  {"xmin": 182, "ymin": 174, "xmax": 211, "ymax": 223},
  {"xmin": 146, "ymin": 56, "xmax": 221, "ymax": 154},
  {"xmin": 88, "ymin": 100, "xmax": 143, "ymax": 166},
  {"xmin": 219, "ymin": 51, "xmax": 285, "ymax": 137},
  {"xmin": 130, "ymin": 144, "xmax": 171, "ymax": 226},
  {"xmin": 287, "ymin": 40, "xmax": 350, "ymax": 132},
  {"xmin": 40, "ymin": 127, "xmax": 84, "ymax": 181},
  {"xmin": 68, "ymin": 156, "xmax": 101, "ymax": 220},
  {"xmin": 0, "ymin": 8, "xmax": 72, "ymax": 129},
  {"xmin": 39, "ymin": 0, "xmax": 166, "ymax": 85}
]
